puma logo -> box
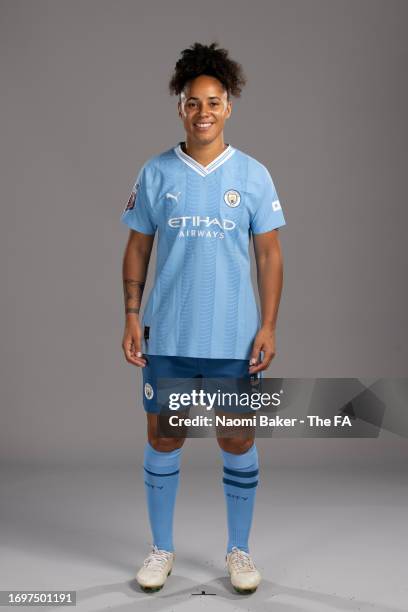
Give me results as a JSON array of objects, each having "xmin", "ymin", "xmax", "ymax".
[
  {"xmin": 227, "ymin": 493, "xmax": 248, "ymax": 501},
  {"xmin": 166, "ymin": 191, "xmax": 181, "ymax": 202},
  {"xmin": 144, "ymin": 481, "xmax": 164, "ymax": 490}
]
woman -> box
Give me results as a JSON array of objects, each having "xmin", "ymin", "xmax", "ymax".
[{"xmin": 121, "ymin": 42, "xmax": 286, "ymax": 594}]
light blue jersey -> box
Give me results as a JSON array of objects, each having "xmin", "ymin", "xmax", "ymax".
[{"xmin": 121, "ymin": 142, "xmax": 286, "ymax": 359}]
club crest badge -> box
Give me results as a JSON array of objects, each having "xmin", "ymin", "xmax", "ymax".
[
  {"xmin": 124, "ymin": 182, "xmax": 140, "ymax": 212},
  {"xmin": 224, "ymin": 189, "xmax": 241, "ymax": 207},
  {"xmin": 144, "ymin": 382, "xmax": 154, "ymax": 400}
]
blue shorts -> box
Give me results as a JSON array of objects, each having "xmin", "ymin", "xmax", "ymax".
[{"xmin": 141, "ymin": 354, "xmax": 261, "ymax": 414}]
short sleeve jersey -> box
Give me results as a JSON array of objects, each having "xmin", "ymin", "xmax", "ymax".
[{"xmin": 121, "ymin": 142, "xmax": 286, "ymax": 359}]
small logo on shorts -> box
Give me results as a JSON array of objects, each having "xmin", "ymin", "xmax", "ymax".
[
  {"xmin": 272, "ymin": 199, "xmax": 281, "ymax": 212},
  {"xmin": 224, "ymin": 189, "xmax": 241, "ymax": 207},
  {"xmin": 144, "ymin": 382, "xmax": 154, "ymax": 400}
]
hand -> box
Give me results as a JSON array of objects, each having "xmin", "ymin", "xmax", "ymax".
[
  {"xmin": 122, "ymin": 318, "xmax": 147, "ymax": 367},
  {"xmin": 248, "ymin": 327, "xmax": 276, "ymax": 374}
]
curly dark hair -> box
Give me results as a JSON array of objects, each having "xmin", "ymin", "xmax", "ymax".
[{"xmin": 169, "ymin": 41, "xmax": 247, "ymax": 99}]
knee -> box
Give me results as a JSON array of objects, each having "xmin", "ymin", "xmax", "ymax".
[
  {"xmin": 217, "ymin": 437, "xmax": 255, "ymax": 455},
  {"xmin": 148, "ymin": 435, "xmax": 185, "ymax": 452}
]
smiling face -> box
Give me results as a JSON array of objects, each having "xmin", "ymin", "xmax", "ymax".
[{"xmin": 178, "ymin": 74, "xmax": 232, "ymax": 146}]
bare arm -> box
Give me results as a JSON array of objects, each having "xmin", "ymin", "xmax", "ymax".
[
  {"xmin": 249, "ymin": 229, "xmax": 284, "ymax": 373},
  {"xmin": 121, "ymin": 229, "xmax": 155, "ymax": 367}
]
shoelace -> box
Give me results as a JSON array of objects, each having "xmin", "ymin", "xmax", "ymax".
[
  {"xmin": 143, "ymin": 545, "xmax": 172, "ymax": 569},
  {"xmin": 229, "ymin": 547, "xmax": 256, "ymax": 572}
]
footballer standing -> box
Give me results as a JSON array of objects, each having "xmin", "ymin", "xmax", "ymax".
[{"xmin": 121, "ymin": 42, "xmax": 286, "ymax": 594}]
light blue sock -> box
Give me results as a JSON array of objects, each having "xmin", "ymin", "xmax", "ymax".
[
  {"xmin": 221, "ymin": 443, "xmax": 259, "ymax": 554},
  {"xmin": 143, "ymin": 442, "xmax": 182, "ymax": 552}
]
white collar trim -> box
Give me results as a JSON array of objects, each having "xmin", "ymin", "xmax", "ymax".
[{"xmin": 174, "ymin": 142, "xmax": 236, "ymax": 177}]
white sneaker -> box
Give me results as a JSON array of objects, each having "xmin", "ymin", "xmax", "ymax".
[
  {"xmin": 136, "ymin": 545, "xmax": 175, "ymax": 592},
  {"xmin": 226, "ymin": 546, "xmax": 261, "ymax": 593}
]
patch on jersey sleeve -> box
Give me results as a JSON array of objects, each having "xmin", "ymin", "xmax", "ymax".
[
  {"xmin": 272, "ymin": 199, "xmax": 282, "ymax": 212},
  {"xmin": 124, "ymin": 182, "xmax": 140, "ymax": 212}
]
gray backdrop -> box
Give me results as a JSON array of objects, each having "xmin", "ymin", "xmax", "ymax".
[{"xmin": 1, "ymin": 0, "xmax": 407, "ymax": 467}]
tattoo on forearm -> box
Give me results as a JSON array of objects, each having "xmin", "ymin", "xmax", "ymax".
[{"xmin": 123, "ymin": 279, "xmax": 145, "ymax": 314}]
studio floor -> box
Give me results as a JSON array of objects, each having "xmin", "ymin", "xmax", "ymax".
[{"xmin": 1, "ymin": 463, "xmax": 407, "ymax": 612}]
